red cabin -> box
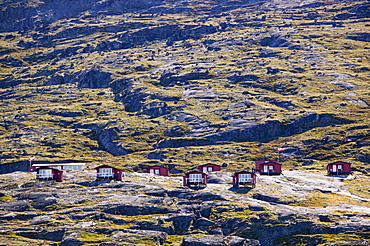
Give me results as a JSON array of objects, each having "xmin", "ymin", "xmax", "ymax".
[
  {"xmin": 232, "ymin": 171, "xmax": 256, "ymax": 188},
  {"xmin": 145, "ymin": 166, "xmax": 169, "ymax": 176},
  {"xmin": 183, "ymin": 170, "xmax": 207, "ymax": 188},
  {"xmin": 327, "ymin": 161, "xmax": 352, "ymax": 175},
  {"xmin": 255, "ymin": 160, "xmax": 282, "ymax": 175},
  {"xmin": 36, "ymin": 167, "xmax": 63, "ymax": 182},
  {"xmin": 95, "ymin": 165, "xmax": 123, "ymax": 181},
  {"xmin": 198, "ymin": 163, "xmax": 221, "ymax": 173}
]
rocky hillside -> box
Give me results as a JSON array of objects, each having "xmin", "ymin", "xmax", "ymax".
[
  {"xmin": 0, "ymin": 0, "xmax": 370, "ymax": 244},
  {"xmin": 1, "ymin": 169, "xmax": 370, "ymax": 245}
]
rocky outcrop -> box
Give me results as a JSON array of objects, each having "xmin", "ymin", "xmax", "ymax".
[
  {"xmin": 81, "ymin": 122, "xmax": 130, "ymax": 156},
  {"xmin": 160, "ymin": 71, "xmax": 213, "ymax": 87},
  {"xmin": 116, "ymin": 24, "xmax": 218, "ymax": 49},
  {"xmin": 156, "ymin": 113, "xmax": 352, "ymax": 148},
  {"xmin": 77, "ymin": 69, "xmax": 112, "ymax": 88},
  {"xmin": 17, "ymin": 192, "xmax": 59, "ymax": 209},
  {"xmin": 181, "ymin": 236, "xmax": 260, "ymax": 246}
]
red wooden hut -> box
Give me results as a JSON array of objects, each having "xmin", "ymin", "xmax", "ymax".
[
  {"xmin": 255, "ymin": 160, "xmax": 282, "ymax": 175},
  {"xmin": 232, "ymin": 171, "xmax": 256, "ymax": 188},
  {"xmin": 95, "ymin": 165, "xmax": 123, "ymax": 181},
  {"xmin": 327, "ymin": 161, "xmax": 352, "ymax": 175},
  {"xmin": 198, "ymin": 163, "xmax": 221, "ymax": 173},
  {"xmin": 145, "ymin": 166, "xmax": 169, "ymax": 176},
  {"xmin": 183, "ymin": 170, "xmax": 207, "ymax": 188},
  {"xmin": 36, "ymin": 167, "xmax": 63, "ymax": 182}
]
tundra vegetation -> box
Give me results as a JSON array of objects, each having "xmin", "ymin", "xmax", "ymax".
[{"xmin": 0, "ymin": 0, "xmax": 369, "ymax": 245}]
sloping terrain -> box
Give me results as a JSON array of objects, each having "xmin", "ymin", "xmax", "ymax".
[
  {"xmin": 0, "ymin": 0, "xmax": 370, "ymax": 244},
  {"xmin": 0, "ymin": 0, "xmax": 369, "ymax": 174},
  {"xmin": 0, "ymin": 170, "xmax": 370, "ymax": 245}
]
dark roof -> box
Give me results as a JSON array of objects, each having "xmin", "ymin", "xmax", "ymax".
[
  {"xmin": 328, "ymin": 161, "xmax": 351, "ymax": 165},
  {"xmin": 185, "ymin": 170, "xmax": 208, "ymax": 175},
  {"xmin": 234, "ymin": 170, "xmax": 255, "ymax": 175},
  {"xmin": 260, "ymin": 161, "xmax": 282, "ymax": 165},
  {"xmin": 198, "ymin": 163, "xmax": 221, "ymax": 167},
  {"xmin": 94, "ymin": 164, "xmax": 122, "ymax": 170},
  {"xmin": 146, "ymin": 165, "xmax": 167, "ymax": 169}
]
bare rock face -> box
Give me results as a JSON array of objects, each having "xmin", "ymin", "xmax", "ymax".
[
  {"xmin": 181, "ymin": 236, "xmax": 226, "ymax": 246},
  {"xmin": 181, "ymin": 236, "xmax": 259, "ymax": 246},
  {"xmin": 18, "ymin": 192, "xmax": 58, "ymax": 209},
  {"xmin": 0, "ymin": 200, "xmax": 30, "ymax": 212},
  {"xmin": 156, "ymin": 113, "xmax": 352, "ymax": 148},
  {"xmin": 77, "ymin": 69, "xmax": 112, "ymax": 88}
]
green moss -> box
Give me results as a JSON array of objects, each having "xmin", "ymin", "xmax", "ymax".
[{"xmin": 80, "ymin": 231, "xmax": 110, "ymax": 243}]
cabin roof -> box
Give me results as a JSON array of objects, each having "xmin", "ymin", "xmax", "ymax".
[
  {"xmin": 36, "ymin": 166, "xmax": 63, "ymax": 171},
  {"xmin": 198, "ymin": 163, "xmax": 221, "ymax": 167},
  {"xmin": 260, "ymin": 161, "xmax": 282, "ymax": 166},
  {"xmin": 234, "ymin": 170, "xmax": 254, "ymax": 175},
  {"xmin": 94, "ymin": 164, "xmax": 122, "ymax": 170},
  {"xmin": 146, "ymin": 165, "xmax": 167, "ymax": 169},
  {"xmin": 185, "ymin": 170, "xmax": 208, "ymax": 175},
  {"xmin": 328, "ymin": 161, "xmax": 351, "ymax": 165}
]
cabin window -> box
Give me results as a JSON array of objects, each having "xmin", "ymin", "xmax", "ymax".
[
  {"xmin": 268, "ymin": 165, "xmax": 274, "ymax": 170},
  {"xmin": 38, "ymin": 169, "xmax": 52, "ymax": 178},
  {"xmin": 189, "ymin": 173, "xmax": 202, "ymax": 182},
  {"xmin": 338, "ymin": 164, "xmax": 343, "ymax": 170},
  {"xmin": 239, "ymin": 174, "xmax": 252, "ymax": 182},
  {"xmin": 150, "ymin": 169, "xmax": 160, "ymax": 175},
  {"xmin": 99, "ymin": 168, "xmax": 113, "ymax": 177},
  {"xmin": 208, "ymin": 167, "xmax": 213, "ymax": 171}
]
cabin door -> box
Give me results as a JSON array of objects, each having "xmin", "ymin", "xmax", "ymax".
[
  {"xmin": 332, "ymin": 165, "xmax": 337, "ymax": 172},
  {"xmin": 263, "ymin": 165, "xmax": 268, "ymax": 173}
]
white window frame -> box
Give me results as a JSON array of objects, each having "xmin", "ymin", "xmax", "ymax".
[
  {"xmin": 98, "ymin": 168, "xmax": 113, "ymax": 177},
  {"xmin": 189, "ymin": 173, "xmax": 203, "ymax": 183},
  {"xmin": 239, "ymin": 173, "xmax": 252, "ymax": 183},
  {"xmin": 38, "ymin": 169, "xmax": 52, "ymax": 178}
]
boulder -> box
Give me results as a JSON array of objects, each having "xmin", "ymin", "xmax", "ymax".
[
  {"xmin": 0, "ymin": 200, "xmax": 30, "ymax": 212},
  {"xmin": 112, "ymin": 230, "xmax": 168, "ymax": 245},
  {"xmin": 181, "ymin": 236, "xmax": 226, "ymax": 246},
  {"xmin": 30, "ymin": 215, "xmax": 52, "ymax": 225},
  {"xmin": 192, "ymin": 217, "xmax": 216, "ymax": 231},
  {"xmin": 60, "ymin": 233, "xmax": 83, "ymax": 246},
  {"xmin": 77, "ymin": 68, "xmax": 112, "ymax": 88},
  {"xmin": 166, "ymin": 214, "xmax": 195, "ymax": 233},
  {"xmin": 225, "ymin": 236, "xmax": 261, "ymax": 246},
  {"xmin": 0, "ymin": 212, "xmax": 17, "ymax": 221},
  {"xmin": 18, "ymin": 192, "xmax": 58, "ymax": 209}
]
